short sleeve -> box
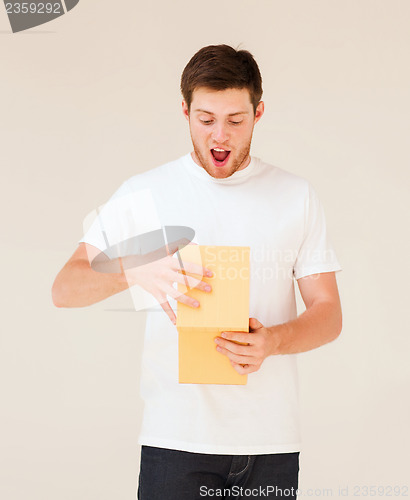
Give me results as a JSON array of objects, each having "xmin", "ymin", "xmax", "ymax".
[
  {"xmin": 78, "ymin": 181, "xmax": 162, "ymax": 257},
  {"xmin": 293, "ymin": 183, "xmax": 342, "ymax": 280},
  {"xmin": 77, "ymin": 180, "xmax": 163, "ymax": 312},
  {"xmin": 78, "ymin": 181, "xmax": 127, "ymax": 253}
]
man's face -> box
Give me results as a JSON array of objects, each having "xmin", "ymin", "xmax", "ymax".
[{"xmin": 182, "ymin": 87, "xmax": 264, "ymax": 179}]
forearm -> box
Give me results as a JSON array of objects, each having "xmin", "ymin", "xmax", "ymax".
[
  {"xmin": 52, "ymin": 258, "xmax": 128, "ymax": 308},
  {"xmin": 269, "ymin": 300, "xmax": 342, "ymax": 355}
]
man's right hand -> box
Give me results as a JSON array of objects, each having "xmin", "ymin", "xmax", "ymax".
[
  {"xmin": 52, "ymin": 242, "xmax": 212, "ymax": 318},
  {"xmin": 123, "ymin": 250, "xmax": 213, "ymax": 325}
]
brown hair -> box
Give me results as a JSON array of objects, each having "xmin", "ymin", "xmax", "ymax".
[{"xmin": 181, "ymin": 44, "xmax": 263, "ymax": 114}]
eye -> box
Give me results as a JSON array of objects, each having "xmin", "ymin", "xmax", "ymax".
[
  {"xmin": 230, "ymin": 121, "xmax": 242, "ymax": 126},
  {"xmin": 200, "ymin": 120, "xmax": 213, "ymax": 125}
]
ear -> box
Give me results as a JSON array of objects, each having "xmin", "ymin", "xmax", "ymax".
[
  {"xmin": 182, "ymin": 100, "xmax": 190, "ymax": 121},
  {"xmin": 253, "ymin": 101, "xmax": 264, "ymax": 124}
]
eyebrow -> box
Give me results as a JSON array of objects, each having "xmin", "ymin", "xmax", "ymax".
[{"xmin": 193, "ymin": 109, "xmax": 249, "ymax": 116}]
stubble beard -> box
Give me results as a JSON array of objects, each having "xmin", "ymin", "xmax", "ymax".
[{"xmin": 191, "ymin": 135, "xmax": 253, "ymax": 179}]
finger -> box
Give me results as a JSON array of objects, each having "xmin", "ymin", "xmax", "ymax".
[
  {"xmin": 219, "ymin": 331, "xmax": 256, "ymax": 345},
  {"xmin": 249, "ymin": 317, "xmax": 264, "ymax": 331},
  {"xmin": 215, "ymin": 345, "xmax": 255, "ymax": 365},
  {"xmin": 168, "ymin": 256, "xmax": 213, "ymax": 285},
  {"xmin": 215, "ymin": 338, "xmax": 252, "ymax": 356},
  {"xmin": 164, "ymin": 285, "xmax": 200, "ymax": 309},
  {"xmin": 160, "ymin": 301, "xmax": 176, "ymax": 325},
  {"xmin": 173, "ymin": 271, "xmax": 212, "ymax": 293},
  {"xmin": 177, "ymin": 258, "xmax": 214, "ymax": 279},
  {"xmin": 230, "ymin": 360, "xmax": 249, "ymax": 374},
  {"xmin": 230, "ymin": 360, "xmax": 259, "ymax": 375}
]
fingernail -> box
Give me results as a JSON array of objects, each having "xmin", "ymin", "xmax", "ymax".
[
  {"xmin": 193, "ymin": 301, "xmax": 199, "ymax": 307},
  {"xmin": 205, "ymin": 285, "xmax": 211, "ymax": 292},
  {"xmin": 207, "ymin": 271, "xmax": 213, "ymax": 277}
]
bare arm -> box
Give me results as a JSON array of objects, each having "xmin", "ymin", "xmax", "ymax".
[
  {"xmin": 51, "ymin": 242, "xmax": 214, "ymax": 322},
  {"xmin": 214, "ymin": 272, "xmax": 342, "ymax": 374},
  {"xmin": 51, "ymin": 243, "xmax": 129, "ymax": 308},
  {"xmin": 269, "ymin": 271, "xmax": 342, "ymax": 354}
]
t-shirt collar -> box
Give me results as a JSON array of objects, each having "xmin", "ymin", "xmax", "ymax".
[{"xmin": 182, "ymin": 152, "xmax": 258, "ymax": 185}]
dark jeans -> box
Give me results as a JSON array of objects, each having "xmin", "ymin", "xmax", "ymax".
[{"xmin": 137, "ymin": 445, "xmax": 299, "ymax": 499}]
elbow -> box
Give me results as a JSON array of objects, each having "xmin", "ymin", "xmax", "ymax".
[
  {"xmin": 334, "ymin": 322, "xmax": 342, "ymax": 342},
  {"xmin": 51, "ymin": 279, "xmax": 66, "ymax": 308},
  {"xmin": 332, "ymin": 307, "xmax": 343, "ymax": 341},
  {"xmin": 51, "ymin": 288, "xmax": 63, "ymax": 308}
]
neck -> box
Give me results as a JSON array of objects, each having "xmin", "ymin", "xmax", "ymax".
[{"xmin": 237, "ymin": 155, "xmax": 251, "ymax": 171}]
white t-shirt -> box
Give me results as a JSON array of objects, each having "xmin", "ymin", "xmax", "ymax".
[{"xmin": 79, "ymin": 153, "xmax": 342, "ymax": 455}]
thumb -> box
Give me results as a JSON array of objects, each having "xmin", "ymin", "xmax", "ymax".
[{"xmin": 249, "ymin": 317, "xmax": 263, "ymax": 331}]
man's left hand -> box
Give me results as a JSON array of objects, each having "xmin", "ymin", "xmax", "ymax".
[{"xmin": 214, "ymin": 318, "xmax": 280, "ymax": 375}]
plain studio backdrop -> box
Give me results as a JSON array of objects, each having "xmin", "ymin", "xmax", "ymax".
[{"xmin": 1, "ymin": 1, "xmax": 409, "ymax": 498}]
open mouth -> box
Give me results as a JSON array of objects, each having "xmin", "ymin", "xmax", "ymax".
[{"xmin": 210, "ymin": 148, "xmax": 231, "ymax": 166}]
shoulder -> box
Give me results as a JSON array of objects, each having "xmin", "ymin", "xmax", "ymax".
[
  {"xmin": 255, "ymin": 157, "xmax": 311, "ymax": 194},
  {"xmin": 120, "ymin": 155, "xmax": 186, "ymax": 192}
]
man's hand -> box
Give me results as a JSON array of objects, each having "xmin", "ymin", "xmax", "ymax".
[
  {"xmin": 214, "ymin": 273, "xmax": 342, "ymax": 374},
  {"xmin": 214, "ymin": 318, "xmax": 280, "ymax": 375},
  {"xmin": 124, "ymin": 251, "xmax": 213, "ymax": 325}
]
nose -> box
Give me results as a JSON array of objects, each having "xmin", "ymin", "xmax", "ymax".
[{"xmin": 211, "ymin": 123, "xmax": 229, "ymax": 144}]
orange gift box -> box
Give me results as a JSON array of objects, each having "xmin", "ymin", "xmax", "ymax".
[{"xmin": 176, "ymin": 245, "xmax": 250, "ymax": 385}]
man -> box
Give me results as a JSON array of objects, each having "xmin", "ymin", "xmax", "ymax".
[{"xmin": 52, "ymin": 44, "xmax": 342, "ymax": 499}]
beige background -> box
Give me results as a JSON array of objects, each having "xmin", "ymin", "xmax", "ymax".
[{"xmin": 1, "ymin": 1, "xmax": 409, "ymax": 498}]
